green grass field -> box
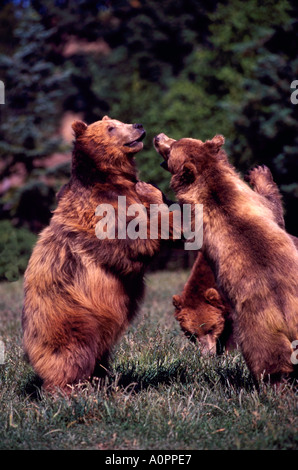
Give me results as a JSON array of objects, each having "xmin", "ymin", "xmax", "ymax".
[{"xmin": 0, "ymin": 270, "xmax": 297, "ymax": 451}]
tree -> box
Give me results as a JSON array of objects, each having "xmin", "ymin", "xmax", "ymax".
[
  {"xmin": 0, "ymin": 6, "xmax": 70, "ymax": 231},
  {"xmin": 1, "ymin": 0, "xmax": 296, "ymax": 236},
  {"xmin": 228, "ymin": 16, "xmax": 298, "ymax": 235}
]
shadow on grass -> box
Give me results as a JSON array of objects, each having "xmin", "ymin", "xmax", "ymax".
[
  {"xmin": 21, "ymin": 373, "xmax": 44, "ymax": 400},
  {"xmin": 21, "ymin": 353, "xmax": 258, "ymax": 399},
  {"xmin": 109, "ymin": 355, "xmax": 257, "ymax": 394}
]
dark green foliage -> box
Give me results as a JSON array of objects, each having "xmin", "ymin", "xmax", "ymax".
[
  {"xmin": 0, "ymin": 220, "xmax": 36, "ymax": 281},
  {"xmin": 227, "ymin": 18, "xmax": 298, "ymax": 234},
  {"xmin": 0, "ymin": 0, "xmax": 297, "ymax": 257},
  {"xmin": 0, "ymin": 5, "xmax": 70, "ymax": 231},
  {"xmin": 0, "ymin": 2, "xmax": 18, "ymax": 55},
  {"xmin": 85, "ymin": 0, "xmax": 297, "ymax": 211},
  {"xmin": 101, "ymin": 0, "xmax": 217, "ymax": 83},
  {"xmin": 0, "ymin": 7, "xmax": 68, "ymax": 169}
]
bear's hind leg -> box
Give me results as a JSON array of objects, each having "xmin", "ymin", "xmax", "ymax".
[{"xmin": 37, "ymin": 343, "xmax": 98, "ymax": 393}]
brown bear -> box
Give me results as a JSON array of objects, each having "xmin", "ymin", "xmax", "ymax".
[
  {"xmin": 22, "ymin": 116, "xmax": 167, "ymax": 393},
  {"xmin": 154, "ymin": 132, "xmax": 298, "ymax": 383},
  {"xmin": 172, "ymin": 165, "xmax": 298, "ymax": 356},
  {"xmin": 172, "ymin": 251, "xmax": 234, "ymax": 355}
]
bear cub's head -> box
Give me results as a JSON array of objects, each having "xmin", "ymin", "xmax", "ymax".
[{"xmin": 172, "ymin": 289, "xmax": 226, "ymax": 355}]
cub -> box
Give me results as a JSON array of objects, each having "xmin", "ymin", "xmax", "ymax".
[
  {"xmin": 173, "ymin": 251, "xmax": 234, "ymax": 354},
  {"xmin": 22, "ymin": 116, "xmax": 165, "ymax": 392},
  {"xmin": 154, "ymin": 132, "xmax": 298, "ymax": 383}
]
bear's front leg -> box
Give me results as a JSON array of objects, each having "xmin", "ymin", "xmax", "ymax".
[
  {"xmin": 135, "ymin": 181, "xmax": 182, "ymax": 242},
  {"xmin": 135, "ymin": 181, "xmax": 164, "ymax": 205}
]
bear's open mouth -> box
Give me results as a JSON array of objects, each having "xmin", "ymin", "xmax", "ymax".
[
  {"xmin": 160, "ymin": 160, "xmax": 169, "ymax": 171},
  {"xmin": 124, "ymin": 131, "xmax": 146, "ymax": 147}
]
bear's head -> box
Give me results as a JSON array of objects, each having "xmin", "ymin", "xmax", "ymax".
[
  {"xmin": 154, "ymin": 133, "xmax": 225, "ymax": 194},
  {"xmin": 71, "ymin": 116, "xmax": 146, "ymax": 178},
  {"xmin": 172, "ymin": 288, "xmax": 226, "ymax": 355}
]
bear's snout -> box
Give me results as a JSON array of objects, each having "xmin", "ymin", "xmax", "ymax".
[
  {"xmin": 154, "ymin": 133, "xmax": 166, "ymax": 144},
  {"xmin": 153, "ymin": 134, "xmax": 176, "ymax": 164},
  {"xmin": 133, "ymin": 123, "xmax": 144, "ymax": 130}
]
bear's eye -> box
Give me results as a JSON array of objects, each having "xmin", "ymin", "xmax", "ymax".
[{"xmin": 108, "ymin": 127, "xmax": 115, "ymax": 132}]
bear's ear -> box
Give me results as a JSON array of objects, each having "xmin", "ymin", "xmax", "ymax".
[
  {"xmin": 172, "ymin": 295, "xmax": 182, "ymax": 310},
  {"xmin": 179, "ymin": 162, "xmax": 196, "ymax": 185},
  {"xmin": 102, "ymin": 115, "xmax": 111, "ymax": 121},
  {"xmin": 72, "ymin": 120, "xmax": 87, "ymax": 138},
  {"xmin": 205, "ymin": 135, "xmax": 225, "ymax": 153},
  {"xmin": 204, "ymin": 288, "xmax": 222, "ymax": 307}
]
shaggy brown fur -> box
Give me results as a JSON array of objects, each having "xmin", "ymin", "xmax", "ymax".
[
  {"xmin": 173, "ymin": 251, "xmax": 234, "ymax": 354},
  {"xmin": 154, "ymin": 133, "xmax": 298, "ymax": 382},
  {"xmin": 172, "ymin": 165, "xmax": 298, "ymax": 356},
  {"xmin": 245, "ymin": 165, "xmax": 285, "ymax": 230},
  {"xmin": 246, "ymin": 165, "xmax": 298, "ymax": 250},
  {"xmin": 22, "ymin": 116, "xmax": 168, "ymax": 392}
]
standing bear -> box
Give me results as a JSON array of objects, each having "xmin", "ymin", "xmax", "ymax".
[
  {"xmin": 154, "ymin": 132, "xmax": 298, "ymax": 383},
  {"xmin": 22, "ymin": 116, "xmax": 165, "ymax": 392},
  {"xmin": 172, "ymin": 165, "xmax": 298, "ymax": 356}
]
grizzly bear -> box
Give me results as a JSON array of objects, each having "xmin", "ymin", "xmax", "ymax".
[
  {"xmin": 154, "ymin": 132, "xmax": 298, "ymax": 382},
  {"xmin": 172, "ymin": 165, "xmax": 297, "ymax": 356},
  {"xmin": 22, "ymin": 116, "xmax": 167, "ymax": 392},
  {"xmin": 173, "ymin": 251, "xmax": 234, "ymax": 355}
]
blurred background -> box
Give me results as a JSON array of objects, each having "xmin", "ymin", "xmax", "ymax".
[{"xmin": 0, "ymin": 0, "xmax": 297, "ymax": 281}]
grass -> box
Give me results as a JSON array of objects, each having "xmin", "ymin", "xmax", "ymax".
[{"xmin": 0, "ymin": 270, "xmax": 297, "ymax": 450}]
